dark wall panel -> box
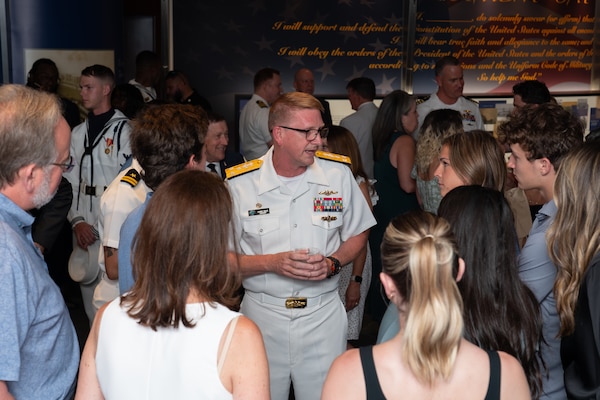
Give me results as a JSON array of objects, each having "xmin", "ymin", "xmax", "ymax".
[{"xmin": 6, "ymin": 0, "xmax": 125, "ymax": 83}]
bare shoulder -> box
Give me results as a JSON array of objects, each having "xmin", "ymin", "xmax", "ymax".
[
  {"xmin": 231, "ymin": 315, "xmax": 263, "ymax": 340},
  {"xmin": 497, "ymin": 350, "xmax": 526, "ymax": 379},
  {"xmin": 390, "ymin": 133, "xmax": 415, "ymax": 158},
  {"xmin": 390, "ymin": 135, "xmax": 416, "ymax": 175},
  {"xmin": 322, "ymin": 349, "xmax": 365, "ymax": 400},
  {"xmin": 332, "ymin": 347, "xmax": 361, "ymax": 369},
  {"xmin": 393, "ymin": 133, "xmax": 415, "ymax": 146},
  {"xmin": 219, "ymin": 315, "xmax": 269, "ymax": 397},
  {"xmin": 225, "ymin": 316, "xmax": 268, "ymax": 363},
  {"xmin": 497, "ymin": 351, "xmax": 530, "ymax": 400}
]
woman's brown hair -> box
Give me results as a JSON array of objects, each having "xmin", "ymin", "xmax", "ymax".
[
  {"xmin": 441, "ymin": 130, "xmax": 506, "ymax": 192},
  {"xmin": 122, "ymin": 170, "xmax": 240, "ymax": 329}
]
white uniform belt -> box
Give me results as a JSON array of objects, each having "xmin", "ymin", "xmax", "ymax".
[{"xmin": 245, "ymin": 290, "xmax": 337, "ymax": 309}]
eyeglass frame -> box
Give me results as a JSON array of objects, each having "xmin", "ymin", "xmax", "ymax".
[
  {"xmin": 279, "ymin": 125, "xmax": 329, "ymax": 141},
  {"xmin": 52, "ymin": 155, "xmax": 75, "ymax": 173}
]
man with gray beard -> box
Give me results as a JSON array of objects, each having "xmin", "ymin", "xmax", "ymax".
[{"xmin": 0, "ymin": 84, "xmax": 79, "ymax": 399}]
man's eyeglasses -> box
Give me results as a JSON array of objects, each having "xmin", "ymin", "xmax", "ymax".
[
  {"xmin": 52, "ymin": 156, "xmax": 75, "ymax": 173},
  {"xmin": 280, "ymin": 126, "xmax": 329, "ymax": 141}
]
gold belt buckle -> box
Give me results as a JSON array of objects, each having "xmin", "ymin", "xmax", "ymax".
[{"xmin": 285, "ymin": 297, "xmax": 307, "ymax": 309}]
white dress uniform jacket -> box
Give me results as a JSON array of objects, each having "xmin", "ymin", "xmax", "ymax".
[
  {"xmin": 239, "ymin": 94, "xmax": 271, "ymax": 160},
  {"xmin": 94, "ymin": 158, "xmax": 151, "ymax": 311}
]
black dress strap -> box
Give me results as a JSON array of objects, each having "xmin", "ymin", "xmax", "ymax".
[
  {"xmin": 359, "ymin": 346, "xmax": 387, "ymax": 400},
  {"xmin": 485, "ymin": 350, "xmax": 501, "ymax": 400}
]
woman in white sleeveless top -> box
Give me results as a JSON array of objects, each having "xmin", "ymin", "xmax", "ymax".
[{"xmin": 75, "ymin": 170, "xmax": 270, "ymax": 399}]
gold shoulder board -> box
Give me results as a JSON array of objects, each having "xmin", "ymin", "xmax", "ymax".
[
  {"xmin": 464, "ymin": 96, "xmax": 479, "ymax": 104},
  {"xmin": 226, "ymin": 159, "xmax": 263, "ymax": 180},
  {"xmin": 121, "ymin": 169, "xmax": 141, "ymax": 187},
  {"xmin": 256, "ymin": 100, "xmax": 268, "ymax": 108},
  {"xmin": 315, "ymin": 150, "xmax": 351, "ymax": 165}
]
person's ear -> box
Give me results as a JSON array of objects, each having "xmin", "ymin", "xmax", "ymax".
[
  {"xmin": 187, "ymin": 148, "xmax": 206, "ymax": 171},
  {"xmin": 538, "ymin": 157, "xmax": 554, "ymax": 176},
  {"xmin": 103, "ymin": 83, "xmax": 112, "ymax": 97},
  {"xmin": 456, "ymin": 257, "xmax": 465, "ymax": 282},
  {"xmin": 271, "ymin": 126, "xmax": 284, "ymax": 144},
  {"xmin": 380, "ymin": 272, "xmax": 398, "ymax": 303},
  {"xmin": 14, "ymin": 164, "xmax": 39, "ymax": 195}
]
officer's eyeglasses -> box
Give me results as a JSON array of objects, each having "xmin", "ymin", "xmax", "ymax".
[
  {"xmin": 52, "ymin": 156, "xmax": 75, "ymax": 173},
  {"xmin": 279, "ymin": 126, "xmax": 329, "ymax": 141}
]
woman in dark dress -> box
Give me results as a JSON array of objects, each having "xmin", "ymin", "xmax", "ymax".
[{"xmin": 368, "ymin": 90, "xmax": 420, "ymax": 321}]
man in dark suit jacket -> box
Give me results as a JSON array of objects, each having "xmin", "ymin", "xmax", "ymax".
[
  {"xmin": 27, "ymin": 59, "xmax": 79, "ymax": 300},
  {"xmin": 205, "ymin": 112, "xmax": 245, "ymax": 179}
]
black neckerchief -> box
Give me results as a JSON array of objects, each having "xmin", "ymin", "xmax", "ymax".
[
  {"xmin": 87, "ymin": 109, "xmax": 115, "ymax": 144},
  {"xmin": 77, "ymin": 109, "xmax": 117, "ymax": 211}
]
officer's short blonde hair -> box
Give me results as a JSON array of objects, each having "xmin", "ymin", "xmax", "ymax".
[{"xmin": 269, "ymin": 92, "xmax": 324, "ymax": 131}]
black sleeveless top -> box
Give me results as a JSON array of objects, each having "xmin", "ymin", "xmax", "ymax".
[{"xmin": 359, "ymin": 346, "xmax": 501, "ymax": 400}]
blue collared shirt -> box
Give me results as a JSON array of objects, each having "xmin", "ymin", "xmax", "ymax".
[
  {"xmin": 519, "ymin": 200, "xmax": 566, "ymax": 400},
  {"xmin": 0, "ymin": 194, "xmax": 79, "ymax": 399}
]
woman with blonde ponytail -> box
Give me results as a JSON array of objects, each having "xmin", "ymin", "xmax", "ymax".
[
  {"xmin": 322, "ymin": 211, "xmax": 529, "ymax": 399},
  {"xmin": 548, "ymin": 141, "xmax": 600, "ymax": 399}
]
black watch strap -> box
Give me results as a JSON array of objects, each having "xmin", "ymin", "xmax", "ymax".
[
  {"xmin": 351, "ymin": 275, "xmax": 363, "ymax": 283},
  {"xmin": 326, "ymin": 256, "xmax": 341, "ymax": 278}
]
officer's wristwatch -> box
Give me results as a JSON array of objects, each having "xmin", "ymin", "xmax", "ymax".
[
  {"xmin": 351, "ymin": 275, "xmax": 363, "ymax": 284},
  {"xmin": 326, "ymin": 256, "xmax": 341, "ymax": 278}
]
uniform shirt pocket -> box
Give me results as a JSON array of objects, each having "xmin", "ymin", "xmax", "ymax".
[{"xmin": 242, "ymin": 216, "xmax": 280, "ymax": 252}]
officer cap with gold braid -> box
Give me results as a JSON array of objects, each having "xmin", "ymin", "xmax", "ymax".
[
  {"xmin": 226, "ymin": 159, "xmax": 263, "ymax": 180},
  {"xmin": 121, "ymin": 169, "xmax": 141, "ymax": 187}
]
